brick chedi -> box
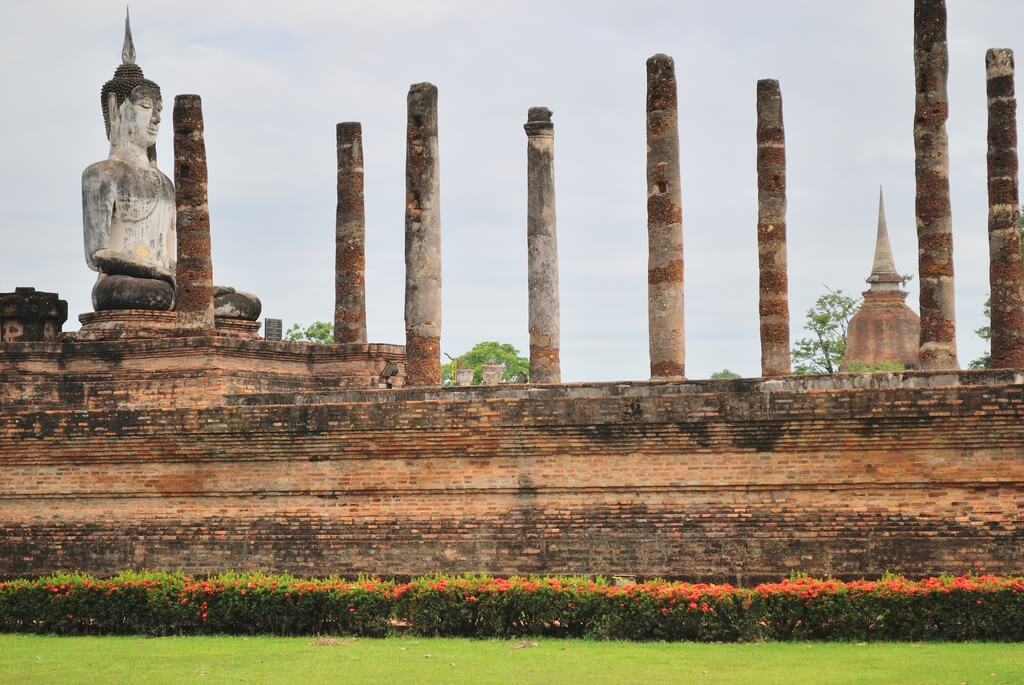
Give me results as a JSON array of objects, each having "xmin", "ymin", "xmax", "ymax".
[{"xmin": 844, "ymin": 189, "xmax": 921, "ymax": 370}]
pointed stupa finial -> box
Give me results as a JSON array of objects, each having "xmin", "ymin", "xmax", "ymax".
[
  {"xmin": 122, "ymin": 7, "xmax": 136, "ymax": 65},
  {"xmin": 866, "ymin": 186, "xmax": 903, "ymax": 289}
]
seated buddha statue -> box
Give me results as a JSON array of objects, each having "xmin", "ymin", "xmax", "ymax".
[
  {"xmin": 83, "ymin": 14, "xmax": 261, "ymax": 321},
  {"xmin": 82, "ymin": 15, "xmax": 175, "ymax": 311}
]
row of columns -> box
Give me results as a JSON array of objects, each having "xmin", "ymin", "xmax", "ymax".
[
  {"xmin": 334, "ymin": 85, "xmax": 564, "ymax": 387},
  {"xmin": 911, "ymin": 0, "xmax": 1024, "ymax": 370},
  {"xmin": 331, "ymin": 0, "xmax": 1024, "ymax": 385}
]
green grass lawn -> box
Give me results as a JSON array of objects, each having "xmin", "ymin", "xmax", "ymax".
[{"xmin": 1, "ymin": 636, "xmax": 1022, "ymax": 684}]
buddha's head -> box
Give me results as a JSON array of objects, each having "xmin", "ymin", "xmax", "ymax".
[{"xmin": 101, "ymin": 11, "xmax": 162, "ymax": 162}]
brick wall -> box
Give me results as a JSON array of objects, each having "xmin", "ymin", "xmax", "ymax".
[
  {"xmin": 1, "ymin": 363, "xmax": 1021, "ymax": 582},
  {"xmin": 0, "ymin": 337, "xmax": 405, "ymax": 410}
]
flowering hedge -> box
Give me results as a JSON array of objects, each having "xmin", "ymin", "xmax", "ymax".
[{"xmin": 1, "ymin": 572, "xmax": 1022, "ymax": 641}]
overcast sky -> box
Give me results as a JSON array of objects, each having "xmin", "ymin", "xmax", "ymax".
[{"xmin": 2, "ymin": 1, "xmax": 1022, "ymax": 380}]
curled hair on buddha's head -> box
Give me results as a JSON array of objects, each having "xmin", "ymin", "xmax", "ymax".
[{"xmin": 100, "ymin": 9, "xmax": 162, "ymax": 141}]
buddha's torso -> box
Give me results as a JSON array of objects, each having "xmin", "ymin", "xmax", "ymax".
[{"xmin": 83, "ymin": 158, "xmax": 176, "ymax": 272}]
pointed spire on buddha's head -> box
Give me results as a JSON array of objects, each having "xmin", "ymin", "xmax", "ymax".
[
  {"xmin": 866, "ymin": 186, "xmax": 903, "ymax": 290},
  {"xmin": 122, "ymin": 7, "xmax": 136, "ymax": 65}
]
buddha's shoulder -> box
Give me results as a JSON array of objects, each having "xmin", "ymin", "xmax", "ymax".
[{"xmin": 82, "ymin": 159, "xmax": 173, "ymax": 189}]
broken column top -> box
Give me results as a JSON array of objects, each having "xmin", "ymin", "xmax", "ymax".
[
  {"xmin": 646, "ymin": 54, "xmax": 677, "ymax": 112},
  {"xmin": 528, "ymin": 107, "xmax": 552, "ymax": 122},
  {"xmin": 337, "ymin": 121, "xmax": 361, "ymax": 135},
  {"xmin": 409, "ymin": 82, "xmax": 438, "ymax": 98},
  {"xmin": 914, "ymin": 0, "xmax": 948, "ymax": 50},
  {"xmin": 646, "ymin": 53, "xmax": 674, "ymax": 70},
  {"xmin": 525, "ymin": 107, "xmax": 553, "ymax": 135},
  {"xmin": 986, "ymin": 48, "xmax": 1014, "ymax": 74},
  {"xmin": 407, "ymin": 83, "xmax": 438, "ymax": 135}
]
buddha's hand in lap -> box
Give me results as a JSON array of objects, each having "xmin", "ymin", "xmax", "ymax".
[{"xmin": 92, "ymin": 249, "xmax": 176, "ymax": 286}]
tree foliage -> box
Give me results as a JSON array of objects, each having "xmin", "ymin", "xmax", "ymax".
[
  {"xmin": 969, "ymin": 299, "xmax": 993, "ymax": 369},
  {"xmin": 710, "ymin": 369, "xmax": 741, "ymax": 380},
  {"xmin": 285, "ymin": 321, "xmax": 333, "ymax": 344},
  {"xmin": 843, "ymin": 359, "xmax": 906, "ymax": 373},
  {"xmin": 791, "ymin": 289, "xmax": 861, "ymax": 375},
  {"xmin": 442, "ymin": 341, "xmax": 529, "ymax": 385}
]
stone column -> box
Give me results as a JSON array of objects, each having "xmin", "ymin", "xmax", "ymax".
[
  {"xmin": 335, "ymin": 122, "xmax": 368, "ymax": 344},
  {"xmin": 404, "ymin": 83, "xmax": 442, "ymax": 386},
  {"xmin": 913, "ymin": 0, "xmax": 959, "ymax": 369},
  {"xmin": 756, "ymin": 79, "xmax": 791, "ymax": 377},
  {"xmin": 173, "ymin": 94, "xmax": 215, "ymax": 331},
  {"xmin": 986, "ymin": 50, "xmax": 1024, "ymax": 368},
  {"xmin": 646, "ymin": 54, "xmax": 685, "ymax": 379},
  {"xmin": 524, "ymin": 107, "xmax": 561, "ymax": 384}
]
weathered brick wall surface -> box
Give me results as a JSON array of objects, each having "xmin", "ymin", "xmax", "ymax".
[
  {"xmin": 0, "ymin": 338, "xmax": 405, "ymax": 410},
  {"xmin": 1, "ymin": 368, "xmax": 1021, "ymax": 582}
]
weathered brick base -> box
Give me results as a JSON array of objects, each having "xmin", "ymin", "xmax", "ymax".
[
  {"xmin": 1, "ymin": 353, "xmax": 1021, "ymax": 581},
  {"xmin": 0, "ymin": 336, "xmax": 405, "ymax": 410}
]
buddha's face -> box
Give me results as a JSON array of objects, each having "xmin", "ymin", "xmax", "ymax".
[{"xmin": 112, "ymin": 87, "xmax": 162, "ymax": 149}]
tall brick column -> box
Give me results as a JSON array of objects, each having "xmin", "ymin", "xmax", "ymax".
[
  {"xmin": 913, "ymin": 0, "xmax": 959, "ymax": 369},
  {"xmin": 756, "ymin": 79, "xmax": 791, "ymax": 377},
  {"xmin": 173, "ymin": 94, "xmax": 215, "ymax": 331},
  {"xmin": 335, "ymin": 122, "xmax": 368, "ymax": 344},
  {"xmin": 404, "ymin": 83, "xmax": 442, "ymax": 386},
  {"xmin": 524, "ymin": 107, "xmax": 561, "ymax": 384},
  {"xmin": 986, "ymin": 49, "xmax": 1024, "ymax": 368},
  {"xmin": 646, "ymin": 54, "xmax": 685, "ymax": 379}
]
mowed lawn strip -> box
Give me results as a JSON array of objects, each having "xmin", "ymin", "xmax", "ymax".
[{"xmin": 2, "ymin": 636, "xmax": 1022, "ymax": 685}]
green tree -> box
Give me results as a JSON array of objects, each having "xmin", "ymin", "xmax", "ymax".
[
  {"xmin": 710, "ymin": 369, "xmax": 741, "ymax": 379},
  {"xmin": 969, "ymin": 300, "xmax": 992, "ymax": 370},
  {"xmin": 843, "ymin": 359, "xmax": 906, "ymax": 373},
  {"xmin": 969, "ymin": 209, "xmax": 1024, "ymax": 369},
  {"xmin": 442, "ymin": 341, "xmax": 529, "ymax": 385},
  {"xmin": 286, "ymin": 321, "xmax": 333, "ymax": 344},
  {"xmin": 791, "ymin": 289, "xmax": 861, "ymax": 375}
]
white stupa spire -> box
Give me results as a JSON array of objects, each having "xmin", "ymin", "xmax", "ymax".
[{"xmin": 866, "ymin": 186, "xmax": 903, "ymax": 290}]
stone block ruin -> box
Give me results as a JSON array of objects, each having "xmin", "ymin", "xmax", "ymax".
[{"xmin": 0, "ymin": 0, "xmax": 1022, "ymax": 582}]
